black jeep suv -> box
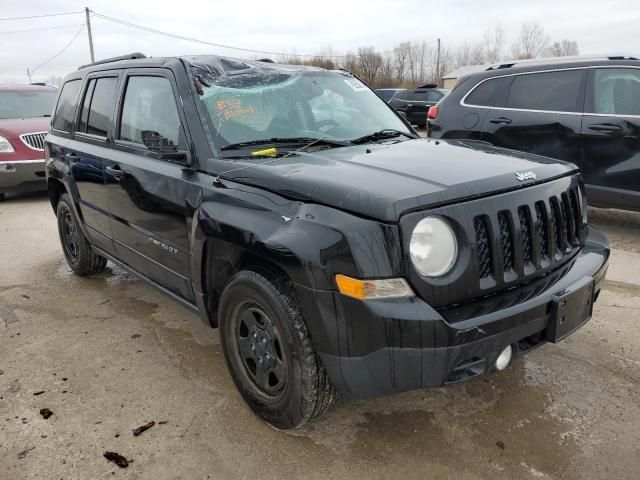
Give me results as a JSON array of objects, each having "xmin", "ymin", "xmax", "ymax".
[
  {"xmin": 46, "ymin": 53, "xmax": 609, "ymax": 429},
  {"xmin": 428, "ymin": 55, "xmax": 640, "ymax": 211},
  {"xmin": 388, "ymin": 84, "xmax": 449, "ymax": 126}
]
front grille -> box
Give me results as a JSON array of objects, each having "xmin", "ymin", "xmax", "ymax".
[
  {"xmin": 472, "ymin": 184, "xmax": 583, "ymax": 282},
  {"xmin": 20, "ymin": 132, "xmax": 47, "ymax": 151},
  {"xmin": 534, "ymin": 202, "xmax": 549, "ymax": 258},
  {"xmin": 402, "ymin": 176, "xmax": 585, "ymax": 310},
  {"xmin": 474, "ymin": 216, "xmax": 492, "ymax": 278},
  {"xmin": 497, "ymin": 211, "xmax": 514, "ymax": 272},
  {"xmin": 518, "ymin": 206, "xmax": 533, "ymax": 266}
]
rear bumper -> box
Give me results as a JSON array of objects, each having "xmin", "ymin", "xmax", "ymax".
[
  {"xmin": 0, "ymin": 159, "xmax": 47, "ymax": 193},
  {"xmin": 299, "ymin": 227, "xmax": 609, "ymax": 398}
]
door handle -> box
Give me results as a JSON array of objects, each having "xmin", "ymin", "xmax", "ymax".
[
  {"xmin": 105, "ymin": 165, "xmax": 124, "ymax": 179},
  {"xmin": 65, "ymin": 153, "xmax": 79, "ymax": 163},
  {"xmin": 588, "ymin": 123, "xmax": 622, "ymax": 132},
  {"xmin": 489, "ymin": 117, "xmax": 512, "ymax": 125}
]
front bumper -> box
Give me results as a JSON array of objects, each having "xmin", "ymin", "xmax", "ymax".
[
  {"xmin": 297, "ymin": 227, "xmax": 609, "ymax": 398},
  {"xmin": 0, "ymin": 159, "xmax": 47, "ymax": 194}
]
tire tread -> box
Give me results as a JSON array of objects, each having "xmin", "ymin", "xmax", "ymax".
[{"xmin": 222, "ymin": 267, "xmax": 337, "ymax": 428}]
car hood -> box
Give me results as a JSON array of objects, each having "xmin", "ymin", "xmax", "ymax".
[
  {"xmin": 220, "ymin": 138, "xmax": 578, "ymax": 222},
  {"xmin": 0, "ymin": 117, "xmax": 51, "ymax": 137}
]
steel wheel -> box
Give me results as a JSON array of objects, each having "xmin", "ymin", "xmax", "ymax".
[
  {"xmin": 231, "ymin": 301, "xmax": 287, "ymax": 400},
  {"xmin": 61, "ymin": 208, "xmax": 80, "ymax": 262}
]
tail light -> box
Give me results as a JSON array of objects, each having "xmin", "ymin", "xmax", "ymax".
[{"xmin": 427, "ymin": 105, "xmax": 439, "ymax": 120}]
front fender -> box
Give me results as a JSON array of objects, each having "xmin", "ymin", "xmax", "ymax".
[{"xmin": 189, "ymin": 180, "xmax": 404, "ymax": 330}]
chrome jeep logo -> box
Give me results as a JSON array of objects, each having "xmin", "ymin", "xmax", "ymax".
[{"xmin": 515, "ymin": 171, "xmax": 537, "ymax": 182}]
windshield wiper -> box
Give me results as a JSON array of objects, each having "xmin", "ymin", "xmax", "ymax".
[
  {"xmin": 350, "ymin": 129, "xmax": 417, "ymax": 145},
  {"xmin": 220, "ymin": 137, "xmax": 349, "ymax": 151}
]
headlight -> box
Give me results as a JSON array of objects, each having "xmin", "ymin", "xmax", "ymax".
[
  {"xmin": 409, "ymin": 216, "xmax": 458, "ymax": 277},
  {"xmin": 0, "ymin": 135, "xmax": 14, "ymax": 153}
]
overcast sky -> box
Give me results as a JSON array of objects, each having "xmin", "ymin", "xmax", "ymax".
[{"xmin": 1, "ymin": 0, "xmax": 639, "ymax": 83}]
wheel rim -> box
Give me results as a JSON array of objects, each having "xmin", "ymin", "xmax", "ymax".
[
  {"xmin": 61, "ymin": 208, "xmax": 80, "ymax": 262},
  {"xmin": 231, "ymin": 301, "xmax": 287, "ymax": 400}
]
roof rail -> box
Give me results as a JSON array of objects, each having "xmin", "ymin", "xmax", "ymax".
[
  {"xmin": 485, "ymin": 54, "xmax": 640, "ymax": 71},
  {"xmin": 78, "ymin": 52, "xmax": 147, "ymax": 70}
]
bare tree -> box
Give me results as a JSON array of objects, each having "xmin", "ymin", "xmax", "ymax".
[
  {"xmin": 550, "ymin": 39, "xmax": 579, "ymax": 57},
  {"xmin": 483, "ymin": 24, "xmax": 505, "ymax": 63},
  {"xmin": 394, "ymin": 42, "xmax": 411, "ymax": 85},
  {"xmin": 262, "ymin": 25, "xmax": 579, "ymax": 89},
  {"xmin": 511, "ymin": 22, "xmax": 549, "ymax": 59},
  {"xmin": 341, "ymin": 52, "xmax": 358, "ymax": 74},
  {"xmin": 456, "ymin": 43, "xmax": 486, "ymax": 68},
  {"xmin": 357, "ymin": 47, "xmax": 383, "ymax": 86},
  {"xmin": 406, "ymin": 41, "xmax": 431, "ymax": 85},
  {"xmin": 378, "ymin": 54, "xmax": 395, "ymax": 87}
]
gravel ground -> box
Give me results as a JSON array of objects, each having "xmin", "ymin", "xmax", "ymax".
[{"xmin": 1, "ymin": 191, "xmax": 640, "ymax": 480}]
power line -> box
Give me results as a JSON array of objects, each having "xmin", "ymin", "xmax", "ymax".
[
  {"xmin": 31, "ymin": 23, "xmax": 85, "ymax": 74},
  {"xmin": 0, "ymin": 23, "xmax": 84, "ymax": 34},
  {"xmin": 0, "ymin": 11, "xmax": 84, "ymax": 21},
  {"xmin": 90, "ymin": 11, "xmax": 340, "ymax": 58},
  {"xmin": 90, "ymin": 10, "xmax": 437, "ymax": 59}
]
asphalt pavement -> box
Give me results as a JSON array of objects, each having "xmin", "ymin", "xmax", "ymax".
[{"xmin": 1, "ymin": 191, "xmax": 639, "ymax": 479}]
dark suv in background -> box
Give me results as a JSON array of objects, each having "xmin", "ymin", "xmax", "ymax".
[
  {"xmin": 389, "ymin": 84, "xmax": 449, "ymax": 126},
  {"xmin": 429, "ymin": 55, "xmax": 640, "ymax": 211}
]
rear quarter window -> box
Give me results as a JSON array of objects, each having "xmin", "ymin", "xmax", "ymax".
[
  {"xmin": 464, "ymin": 76, "xmax": 511, "ymax": 107},
  {"xmin": 393, "ymin": 90, "xmax": 414, "ymax": 101},
  {"xmin": 52, "ymin": 80, "xmax": 82, "ymax": 132}
]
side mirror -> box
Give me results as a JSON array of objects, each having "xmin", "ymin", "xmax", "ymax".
[
  {"xmin": 141, "ymin": 130, "xmax": 192, "ymax": 166},
  {"xmin": 159, "ymin": 150, "xmax": 192, "ymax": 166}
]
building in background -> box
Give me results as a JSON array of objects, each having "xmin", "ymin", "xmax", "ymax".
[{"xmin": 442, "ymin": 64, "xmax": 488, "ymax": 89}]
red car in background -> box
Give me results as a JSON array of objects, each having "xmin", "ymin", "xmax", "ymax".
[{"xmin": 0, "ymin": 84, "xmax": 57, "ymax": 201}]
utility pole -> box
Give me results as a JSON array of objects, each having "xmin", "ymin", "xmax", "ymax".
[
  {"xmin": 85, "ymin": 7, "xmax": 95, "ymax": 63},
  {"xmin": 436, "ymin": 38, "xmax": 441, "ymax": 87}
]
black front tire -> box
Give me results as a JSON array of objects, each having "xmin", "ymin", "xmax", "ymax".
[
  {"xmin": 56, "ymin": 193, "xmax": 107, "ymax": 276},
  {"xmin": 219, "ymin": 269, "xmax": 336, "ymax": 429}
]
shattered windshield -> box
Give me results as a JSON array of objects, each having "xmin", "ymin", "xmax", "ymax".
[{"xmin": 193, "ymin": 67, "xmax": 411, "ymax": 153}]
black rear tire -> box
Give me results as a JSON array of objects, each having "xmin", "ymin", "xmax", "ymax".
[
  {"xmin": 0, "ymin": 193, "xmax": 5, "ymax": 201},
  {"xmin": 219, "ymin": 269, "xmax": 336, "ymax": 429},
  {"xmin": 56, "ymin": 193, "xmax": 107, "ymax": 276}
]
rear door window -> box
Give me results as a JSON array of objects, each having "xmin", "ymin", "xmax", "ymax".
[
  {"xmin": 52, "ymin": 80, "xmax": 82, "ymax": 132},
  {"xmin": 83, "ymin": 77, "xmax": 118, "ymax": 137},
  {"xmin": 591, "ymin": 68, "xmax": 640, "ymax": 116},
  {"xmin": 506, "ymin": 70, "xmax": 583, "ymax": 112},
  {"xmin": 78, "ymin": 79, "xmax": 96, "ymax": 133}
]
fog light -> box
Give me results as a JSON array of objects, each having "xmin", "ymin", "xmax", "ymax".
[{"xmin": 495, "ymin": 345, "xmax": 513, "ymax": 371}]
